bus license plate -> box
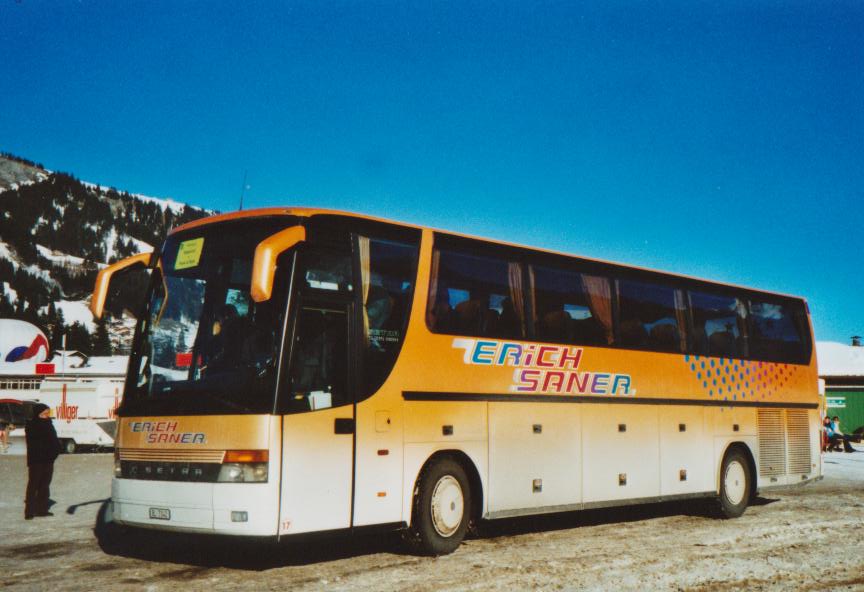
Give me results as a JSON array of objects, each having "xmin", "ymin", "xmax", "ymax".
[{"xmin": 149, "ymin": 507, "xmax": 171, "ymax": 520}]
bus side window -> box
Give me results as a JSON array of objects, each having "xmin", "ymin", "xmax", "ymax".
[
  {"xmin": 426, "ymin": 245, "xmax": 526, "ymax": 340},
  {"xmin": 689, "ymin": 291, "xmax": 748, "ymax": 359},
  {"xmin": 358, "ymin": 236, "xmax": 420, "ymax": 397},
  {"xmin": 748, "ymin": 299, "xmax": 807, "ymax": 363},
  {"xmin": 617, "ymin": 279, "xmax": 687, "ymax": 353},
  {"xmin": 282, "ymin": 306, "xmax": 350, "ymax": 413},
  {"xmin": 531, "ymin": 264, "xmax": 613, "ymax": 346}
]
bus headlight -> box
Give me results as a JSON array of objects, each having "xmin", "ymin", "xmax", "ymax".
[
  {"xmin": 217, "ymin": 462, "xmax": 268, "ymax": 483},
  {"xmin": 217, "ymin": 450, "xmax": 269, "ymax": 483}
]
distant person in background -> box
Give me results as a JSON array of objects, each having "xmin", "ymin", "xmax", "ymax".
[
  {"xmin": 24, "ymin": 403, "xmax": 61, "ymax": 519},
  {"xmin": 831, "ymin": 416, "xmax": 860, "ymax": 453},
  {"xmin": 825, "ymin": 415, "xmax": 857, "ymax": 453},
  {"xmin": 0, "ymin": 419, "xmax": 9, "ymax": 453}
]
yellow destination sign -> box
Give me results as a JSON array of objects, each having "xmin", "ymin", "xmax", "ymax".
[{"xmin": 175, "ymin": 238, "xmax": 204, "ymax": 270}]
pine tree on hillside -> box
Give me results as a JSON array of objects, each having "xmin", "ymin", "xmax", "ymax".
[
  {"xmin": 65, "ymin": 322, "xmax": 93, "ymax": 355},
  {"xmin": 92, "ymin": 318, "xmax": 113, "ymax": 356}
]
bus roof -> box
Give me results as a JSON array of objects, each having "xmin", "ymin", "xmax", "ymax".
[{"xmin": 169, "ymin": 206, "xmax": 807, "ymax": 302}]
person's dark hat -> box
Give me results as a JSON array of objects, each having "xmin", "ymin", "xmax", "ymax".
[{"xmin": 30, "ymin": 403, "xmax": 50, "ymax": 419}]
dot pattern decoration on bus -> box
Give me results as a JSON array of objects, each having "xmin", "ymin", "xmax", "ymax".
[
  {"xmin": 683, "ymin": 354, "xmax": 802, "ymax": 402},
  {"xmin": 453, "ymin": 338, "xmax": 634, "ymax": 396}
]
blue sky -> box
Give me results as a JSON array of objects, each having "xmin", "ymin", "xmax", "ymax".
[{"xmin": 2, "ymin": 1, "xmax": 862, "ymax": 343}]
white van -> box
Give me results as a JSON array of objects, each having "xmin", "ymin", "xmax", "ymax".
[{"xmin": 33, "ymin": 377, "xmax": 123, "ymax": 453}]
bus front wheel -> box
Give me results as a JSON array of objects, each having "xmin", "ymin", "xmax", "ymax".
[
  {"xmin": 406, "ymin": 457, "xmax": 471, "ymax": 555},
  {"xmin": 717, "ymin": 448, "xmax": 751, "ymax": 518}
]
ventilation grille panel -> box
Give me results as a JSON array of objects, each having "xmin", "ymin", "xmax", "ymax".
[
  {"xmin": 119, "ymin": 448, "xmax": 226, "ymax": 463},
  {"xmin": 786, "ymin": 410, "xmax": 812, "ymax": 474},
  {"xmin": 758, "ymin": 409, "xmax": 786, "ymax": 477}
]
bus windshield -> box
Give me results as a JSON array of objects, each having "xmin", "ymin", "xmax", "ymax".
[{"xmin": 124, "ymin": 217, "xmax": 297, "ymax": 415}]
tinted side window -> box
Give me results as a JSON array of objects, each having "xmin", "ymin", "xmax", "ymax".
[
  {"xmin": 359, "ymin": 237, "xmax": 419, "ymax": 396},
  {"xmin": 617, "ymin": 279, "xmax": 686, "ymax": 353},
  {"xmin": 531, "ymin": 264, "xmax": 613, "ymax": 346},
  {"xmin": 749, "ymin": 299, "xmax": 807, "ymax": 363},
  {"xmin": 301, "ymin": 248, "xmax": 353, "ymax": 293},
  {"xmin": 689, "ymin": 291, "xmax": 748, "ymax": 358},
  {"xmin": 427, "ymin": 247, "xmax": 525, "ymax": 339},
  {"xmin": 282, "ymin": 305, "xmax": 350, "ymax": 414}
]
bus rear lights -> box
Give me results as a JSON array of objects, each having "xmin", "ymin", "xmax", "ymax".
[{"xmin": 231, "ymin": 511, "xmax": 249, "ymax": 522}]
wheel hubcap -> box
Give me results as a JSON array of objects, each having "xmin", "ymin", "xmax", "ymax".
[
  {"xmin": 724, "ymin": 460, "xmax": 747, "ymax": 505},
  {"xmin": 430, "ymin": 475, "xmax": 464, "ymax": 537}
]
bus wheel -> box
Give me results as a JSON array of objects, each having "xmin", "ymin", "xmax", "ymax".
[
  {"xmin": 717, "ymin": 448, "xmax": 751, "ymax": 518},
  {"xmin": 63, "ymin": 439, "xmax": 77, "ymax": 454},
  {"xmin": 406, "ymin": 457, "xmax": 471, "ymax": 556}
]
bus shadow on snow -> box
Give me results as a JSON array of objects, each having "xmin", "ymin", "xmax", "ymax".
[
  {"xmin": 92, "ymin": 501, "xmax": 408, "ymax": 570},
  {"xmin": 475, "ymin": 495, "xmax": 779, "ymax": 539},
  {"xmin": 92, "ymin": 496, "xmax": 779, "ymax": 570}
]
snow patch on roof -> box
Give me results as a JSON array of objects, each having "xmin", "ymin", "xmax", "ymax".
[{"xmin": 816, "ymin": 341, "xmax": 864, "ymax": 377}]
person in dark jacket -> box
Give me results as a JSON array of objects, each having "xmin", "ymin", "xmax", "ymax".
[{"xmin": 24, "ymin": 403, "xmax": 61, "ymax": 519}]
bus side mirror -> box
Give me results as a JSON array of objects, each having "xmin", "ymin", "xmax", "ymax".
[
  {"xmin": 251, "ymin": 225, "xmax": 306, "ymax": 303},
  {"xmin": 90, "ymin": 252, "xmax": 153, "ymax": 319}
]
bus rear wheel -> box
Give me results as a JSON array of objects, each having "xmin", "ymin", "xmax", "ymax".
[
  {"xmin": 717, "ymin": 448, "xmax": 751, "ymax": 518},
  {"xmin": 406, "ymin": 457, "xmax": 471, "ymax": 556}
]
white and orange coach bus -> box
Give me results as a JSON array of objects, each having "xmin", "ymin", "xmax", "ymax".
[{"xmin": 91, "ymin": 207, "xmax": 820, "ymax": 555}]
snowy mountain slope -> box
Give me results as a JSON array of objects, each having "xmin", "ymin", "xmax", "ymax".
[
  {"xmin": 0, "ymin": 153, "xmax": 213, "ymax": 355},
  {"xmin": 0, "ymin": 153, "xmax": 48, "ymax": 191}
]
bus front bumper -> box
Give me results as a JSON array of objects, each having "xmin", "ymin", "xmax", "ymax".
[{"xmin": 111, "ymin": 477, "xmax": 279, "ymax": 536}]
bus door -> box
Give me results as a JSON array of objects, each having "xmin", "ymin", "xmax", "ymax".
[{"xmin": 278, "ymin": 299, "xmax": 355, "ymax": 536}]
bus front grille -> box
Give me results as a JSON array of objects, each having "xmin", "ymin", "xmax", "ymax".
[
  {"xmin": 119, "ymin": 448, "xmax": 226, "ymax": 463},
  {"xmin": 119, "ymin": 460, "xmax": 222, "ymax": 482}
]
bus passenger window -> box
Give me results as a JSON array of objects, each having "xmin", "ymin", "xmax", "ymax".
[
  {"xmin": 689, "ymin": 291, "xmax": 748, "ymax": 358},
  {"xmin": 426, "ymin": 245, "xmax": 525, "ymax": 340},
  {"xmin": 531, "ymin": 264, "xmax": 613, "ymax": 346},
  {"xmin": 748, "ymin": 299, "xmax": 807, "ymax": 363},
  {"xmin": 617, "ymin": 280, "xmax": 687, "ymax": 353}
]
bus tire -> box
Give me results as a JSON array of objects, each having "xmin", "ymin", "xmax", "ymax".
[
  {"xmin": 716, "ymin": 448, "xmax": 751, "ymax": 519},
  {"xmin": 405, "ymin": 457, "xmax": 471, "ymax": 556},
  {"xmin": 63, "ymin": 439, "xmax": 77, "ymax": 454}
]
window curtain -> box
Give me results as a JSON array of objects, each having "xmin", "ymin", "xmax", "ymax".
[
  {"xmin": 507, "ymin": 262, "xmax": 525, "ymax": 337},
  {"xmin": 358, "ymin": 236, "xmax": 371, "ymax": 345},
  {"xmin": 526, "ymin": 265, "xmax": 536, "ymax": 334},
  {"xmin": 735, "ymin": 298, "xmax": 749, "ymax": 357},
  {"xmin": 426, "ymin": 248, "xmax": 442, "ymax": 328},
  {"xmin": 580, "ymin": 274, "xmax": 614, "ymax": 345},
  {"xmin": 674, "ymin": 289, "xmax": 688, "ymax": 352}
]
